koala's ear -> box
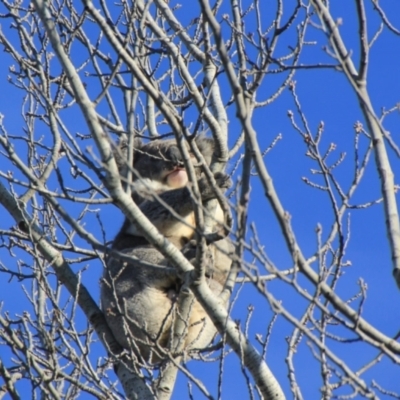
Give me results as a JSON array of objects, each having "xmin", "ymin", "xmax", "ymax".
[
  {"xmin": 133, "ymin": 137, "xmax": 143, "ymax": 151},
  {"xmin": 132, "ymin": 137, "xmax": 145, "ymax": 165},
  {"xmin": 195, "ymin": 135, "xmax": 215, "ymax": 165},
  {"xmin": 112, "ymin": 136, "xmax": 143, "ymax": 178},
  {"xmin": 112, "ymin": 138, "xmax": 128, "ymax": 174}
]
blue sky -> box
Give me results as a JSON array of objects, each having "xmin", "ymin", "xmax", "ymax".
[{"xmin": 1, "ymin": 1, "xmax": 400, "ymax": 399}]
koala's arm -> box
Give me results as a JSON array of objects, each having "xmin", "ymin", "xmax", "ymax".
[
  {"xmin": 181, "ymin": 237, "xmax": 233, "ymax": 285},
  {"xmin": 136, "ymin": 172, "xmax": 231, "ymax": 231}
]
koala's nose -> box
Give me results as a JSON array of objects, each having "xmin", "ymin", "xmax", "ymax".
[{"xmin": 168, "ymin": 146, "xmax": 184, "ymax": 167}]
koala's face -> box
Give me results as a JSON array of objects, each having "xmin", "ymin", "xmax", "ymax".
[
  {"xmin": 123, "ymin": 136, "xmax": 214, "ymax": 192},
  {"xmin": 134, "ymin": 139, "xmax": 191, "ymax": 189}
]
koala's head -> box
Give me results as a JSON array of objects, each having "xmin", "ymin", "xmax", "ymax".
[
  {"xmin": 116, "ymin": 136, "xmax": 215, "ymax": 190},
  {"xmin": 134, "ymin": 139, "xmax": 189, "ymax": 189}
]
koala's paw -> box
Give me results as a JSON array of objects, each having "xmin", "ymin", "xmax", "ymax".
[
  {"xmin": 181, "ymin": 241, "xmax": 214, "ymax": 276},
  {"xmin": 199, "ymin": 172, "xmax": 231, "ymax": 201},
  {"xmin": 214, "ymin": 172, "xmax": 232, "ymax": 190},
  {"xmin": 181, "ymin": 240, "xmax": 197, "ymax": 262}
]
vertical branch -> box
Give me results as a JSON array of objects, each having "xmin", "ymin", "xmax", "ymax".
[
  {"xmin": 223, "ymin": 137, "xmax": 252, "ymax": 299},
  {"xmin": 355, "ymin": 0, "xmax": 369, "ymax": 81},
  {"xmin": 146, "ymin": 95, "xmax": 159, "ymax": 137},
  {"xmin": 199, "ymin": 1, "xmax": 286, "ymax": 399},
  {"xmin": 202, "ymin": 21, "xmax": 230, "ymax": 237},
  {"xmin": 156, "ymin": 288, "xmax": 195, "ymax": 400}
]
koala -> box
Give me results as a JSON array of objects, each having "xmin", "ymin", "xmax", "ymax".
[
  {"xmin": 101, "ymin": 136, "xmax": 233, "ymax": 363},
  {"xmin": 112, "ymin": 136, "xmax": 229, "ymax": 252}
]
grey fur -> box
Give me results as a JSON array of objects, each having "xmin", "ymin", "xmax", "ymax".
[{"xmin": 101, "ymin": 136, "xmax": 233, "ymax": 363}]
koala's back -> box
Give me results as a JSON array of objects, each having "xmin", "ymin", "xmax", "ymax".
[{"xmin": 102, "ymin": 245, "xmax": 225, "ymax": 363}]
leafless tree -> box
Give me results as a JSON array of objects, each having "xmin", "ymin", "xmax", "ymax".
[{"xmin": 0, "ymin": 0, "xmax": 399, "ymax": 399}]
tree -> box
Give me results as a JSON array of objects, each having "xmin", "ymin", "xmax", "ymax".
[{"xmin": 0, "ymin": 0, "xmax": 399, "ymax": 398}]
